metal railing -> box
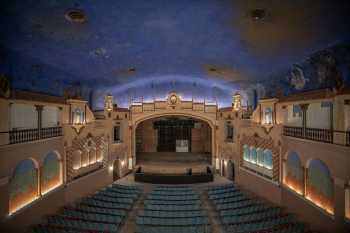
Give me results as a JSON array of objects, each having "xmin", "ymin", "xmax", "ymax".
[
  {"xmin": 283, "ymin": 126, "xmax": 350, "ymax": 146},
  {"xmin": 305, "ymin": 127, "xmax": 333, "ymax": 143},
  {"xmin": 9, "ymin": 128, "xmax": 40, "ymax": 144},
  {"xmin": 283, "ymin": 126, "xmax": 303, "ymax": 138},
  {"xmin": 6, "ymin": 127, "xmax": 62, "ymax": 144},
  {"xmin": 40, "ymin": 127, "xmax": 63, "ymax": 139}
]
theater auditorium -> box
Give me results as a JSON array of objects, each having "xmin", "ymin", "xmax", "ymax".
[{"xmin": 0, "ymin": 1, "xmax": 350, "ymax": 233}]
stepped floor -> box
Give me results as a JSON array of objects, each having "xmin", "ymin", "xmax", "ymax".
[{"xmin": 116, "ymin": 174, "xmax": 231, "ymax": 233}]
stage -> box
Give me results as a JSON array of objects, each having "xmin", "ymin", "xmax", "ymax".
[{"xmin": 136, "ymin": 152, "xmax": 212, "ymax": 174}]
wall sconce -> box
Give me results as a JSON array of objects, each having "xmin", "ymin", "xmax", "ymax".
[
  {"xmin": 108, "ymin": 165, "xmax": 114, "ymax": 172},
  {"xmin": 121, "ymin": 160, "xmax": 125, "ymax": 167},
  {"xmin": 224, "ymin": 160, "xmax": 228, "ymax": 167},
  {"xmin": 71, "ymin": 108, "xmax": 86, "ymax": 134}
]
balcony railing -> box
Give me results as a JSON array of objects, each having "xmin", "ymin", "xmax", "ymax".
[
  {"xmin": 305, "ymin": 128, "xmax": 333, "ymax": 143},
  {"xmin": 9, "ymin": 128, "xmax": 40, "ymax": 144},
  {"xmin": 6, "ymin": 127, "xmax": 62, "ymax": 145},
  {"xmin": 283, "ymin": 126, "xmax": 349, "ymax": 146},
  {"xmin": 41, "ymin": 127, "xmax": 63, "ymax": 139},
  {"xmin": 283, "ymin": 126, "xmax": 303, "ymax": 138}
]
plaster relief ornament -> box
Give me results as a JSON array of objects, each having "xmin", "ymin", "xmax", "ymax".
[
  {"xmin": 289, "ymin": 65, "xmax": 307, "ymax": 90},
  {"xmin": 0, "ymin": 74, "xmax": 11, "ymax": 98},
  {"xmin": 314, "ymin": 51, "xmax": 343, "ymax": 91},
  {"xmin": 168, "ymin": 92, "xmax": 179, "ymax": 106},
  {"xmin": 170, "ymin": 94, "xmax": 177, "ymax": 104}
]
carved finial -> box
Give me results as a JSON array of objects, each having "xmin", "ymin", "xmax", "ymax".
[
  {"xmin": 233, "ymin": 92, "xmax": 241, "ymax": 111},
  {"xmin": 104, "ymin": 94, "xmax": 113, "ymax": 112}
]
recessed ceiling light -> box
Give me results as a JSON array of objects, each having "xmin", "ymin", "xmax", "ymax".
[
  {"xmin": 251, "ymin": 9, "xmax": 266, "ymax": 20},
  {"xmin": 65, "ymin": 9, "xmax": 87, "ymax": 23}
]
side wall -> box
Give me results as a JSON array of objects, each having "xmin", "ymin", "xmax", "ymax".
[{"xmin": 0, "ymin": 168, "xmax": 111, "ymax": 233}]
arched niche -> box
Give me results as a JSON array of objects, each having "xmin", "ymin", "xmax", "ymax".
[
  {"xmin": 96, "ymin": 141, "xmax": 106, "ymax": 162},
  {"xmin": 9, "ymin": 158, "xmax": 39, "ymax": 215},
  {"xmin": 89, "ymin": 148, "xmax": 97, "ymax": 165},
  {"xmin": 81, "ymin": 150, "xmax": 89, "ymax": 167},
  {"xmin": 306, "ymin": 159, "xmax": 334, "ymax": 214},
  {"xmin": 72, "ymin": 150, "xmax": 82, "ymax": 170},
  {"xmin": 41, "ymin": 151, "xmax": 62, "ymax": 195},
  {"xmin": 285, "ymin": 151, "xmax": 304, "ymax": 194}
]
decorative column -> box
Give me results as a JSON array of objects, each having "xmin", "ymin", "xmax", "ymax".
[
  {"xmin": 35, "ymin": 105, "xmax": 44, "ymax": 139},
  {"xmin": 299, "ymin": 104, "xmax": 309, "ymax": 138}
]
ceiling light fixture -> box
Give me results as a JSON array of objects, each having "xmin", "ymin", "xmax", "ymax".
[
  {"xmin": 65, "ymin": 9, "xmax": 87, "ymax": 23},
  {"xmin": 251, "ymin": 9, "xmax": 266, "ymax": 20}
]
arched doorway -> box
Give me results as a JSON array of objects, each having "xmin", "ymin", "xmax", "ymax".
[
  {"xmin": 113, "ymin": 160, "xmax": 119, "ymax": 181},
  {"xmin": 221, "ymin": 159, "xmax": 225, "ymax": 177},
  {"xmin": 134, "ymin": 115, "xmax": 213, "ymax": 173},
  {"xmin": 227, "ymin": 160, "xmax": 235, "ymax": 181}
]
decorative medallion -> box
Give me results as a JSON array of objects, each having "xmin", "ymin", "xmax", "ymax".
[
  {"xmin": 168, "ymin": 92, "xmax": 179, "ymax": 106},
  {"xmin": 170, "ymin": 94, "xmax": 177, "ymax": 104}
]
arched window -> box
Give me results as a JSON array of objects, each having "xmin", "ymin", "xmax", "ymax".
[
  {"xmin": 307, "ymin": 159, "xmax": 334, "ymax": 214},
  {"xmin": 41, "ymin": 151, "xmax": 62, "ymax": 195},
  {"xmin": 72, "ymin": 150, "xmax": 82, "ymax": 170},
  {"xmin": 250, "ymin": 147, "xmax": 257, "ymax": 164},
  {"xmin": 263, "ymin": 149, "xmax": 273, "ymax": 170},
  {"xmin": 257, "ymin": 148, "xmax": 264, "ymax": 167},
  {"xmin": 72, "ymin": 108, "xmax": 84, "ymax": 125},
  {"xmin": 285, "ymin": 152, "xmax": 303, "ymax": 194},
  {"xmin": 243, "ymin": 145, "xmax": 250, "ymax": 162},
  {"xmin": 9, "ymin": 159, "xmax": 39, "ymax": 215},
  {"xmin": 264, "ymin": 107, "xmax": 273, "ymax": 124}
]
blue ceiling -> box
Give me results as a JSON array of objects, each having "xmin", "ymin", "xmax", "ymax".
[{"xmin": 1, "ymin": 0, "xmax": 350, "ymax": 108}]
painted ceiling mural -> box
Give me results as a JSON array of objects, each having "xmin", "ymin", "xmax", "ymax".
[{"xmin": 0, "ymin": 0, "xmax": 350, "ymax": 108}]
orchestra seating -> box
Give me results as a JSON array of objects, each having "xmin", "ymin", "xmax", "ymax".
[
  {"xmin": 31, "ymin": 184, "xmax": 142, "ymax": 233},
  {"xmin": 30, "ymin": 183, "xmax": 313, "ymax": 233},
  {"xmin": 207, "ymin": 184, "xmax": 311, "ymax": 233},
  {"xmin": 136, "ymin": 186, "xmax": 211, "ymax": 233}
]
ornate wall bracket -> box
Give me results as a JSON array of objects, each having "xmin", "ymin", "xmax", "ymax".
[{"xmin": 71, "ymin": 124, "xmax": 85, "ymax": 135}]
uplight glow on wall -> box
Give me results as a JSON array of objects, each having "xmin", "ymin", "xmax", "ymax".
[
  {"xmin": 215, "ymin": 158, "xmax": 220, "ymax": 170},
  {"xmin": 128, "ymin": 158, "xmax": 133, "ymax": 170}
]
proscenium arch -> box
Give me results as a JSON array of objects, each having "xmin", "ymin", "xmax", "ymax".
[{"xmin": 131, "ymin": 112, "xmax": 217, "ymax": 167}]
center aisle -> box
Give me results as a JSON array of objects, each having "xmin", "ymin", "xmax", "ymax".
[
  {"xmin": 115, "ymin": 173, "xmax": 233, "ymax": 233},
  {"xmin": 197, "ymin": 187, "xmax": 225, "ymax": 233},
  {"xmin": 118, "ymin": 185, "xmax": 152, "ymax": 233},
  {"xmin": 135, "ymin": 185, "xmax": 211, "ymax": 233}
]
